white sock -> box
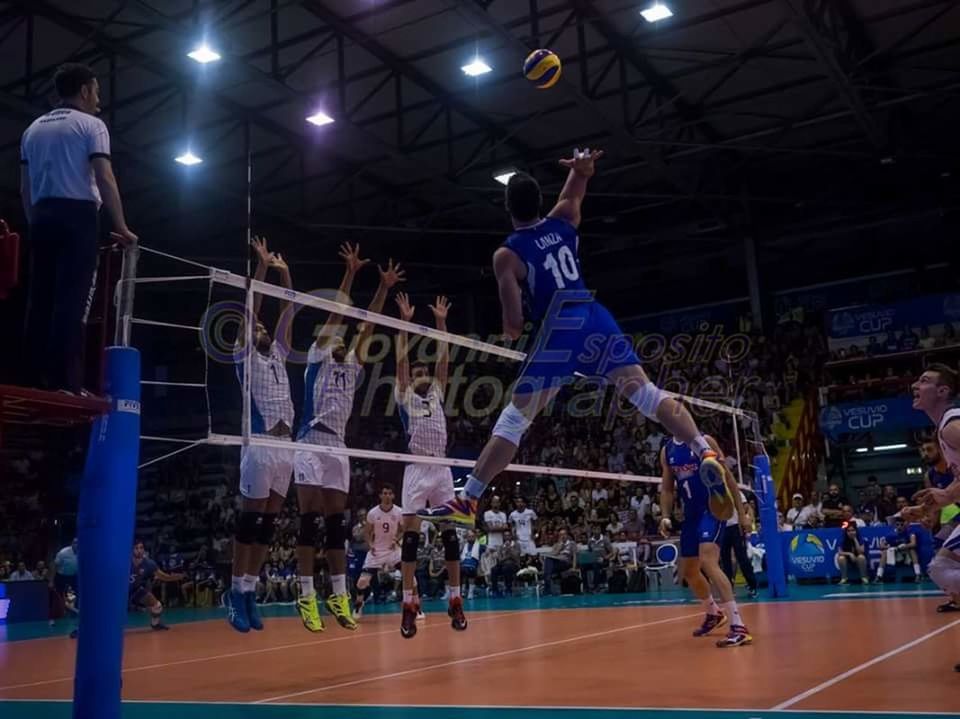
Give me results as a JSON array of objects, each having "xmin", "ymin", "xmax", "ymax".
[
  {"xmin": 403, "ymin": 589, "xmax": 414, "ymax": 604},
  {"xmin": 913, "ymin": 563, "xmax": 921, "ymax": 575},
  {"xmin": 331, "ymin": 574, "xmax": 346, "ymax": 596},
  {"xmin": 722, "ymin": 600, "xmax": 744, "ymax": 627},
  {"xmin": 242, "ymin": 574, "xmax": 258, "ymax": 593},
  {"xmin": 702, "ymin": 596, "xmax": 719, "ymax": 614},
  {"xmin": 690, "ymin": 435, "xmax": 711, "ymax": 458},
  {"xmin": 876, "ymin": 565, "xmax": 885, "ymax": 578},
  {"xmin": 299, "ymin": 576, "xmax": 315, "ymax": 597},
  {"xmin": 449, "ymin": 586, "xmax": 461, "ymax": 599},
  {"xmin": 231, "ymin": 575, "xmax": 244, "ymax": 593}
]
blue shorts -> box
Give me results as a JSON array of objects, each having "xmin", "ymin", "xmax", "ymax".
[
  {"xmin": 129, "ymin": 586, "xmax": 151, "ymax": 606},
  {"xmin": 679, "ymin": 507, "xmax": 725, "ymax": 558},
  {"xmin": 515, "ymin": 298, "xmax": 640, "ymax": 393}
]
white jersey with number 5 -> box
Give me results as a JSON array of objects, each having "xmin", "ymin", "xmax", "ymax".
[
  {"xmin": 367, "ymin": 505, "xmax": 403, "ymax": 553},
  {"xmin": 396, "ymin": 383, "xmax": 447, "ymax": 457}
]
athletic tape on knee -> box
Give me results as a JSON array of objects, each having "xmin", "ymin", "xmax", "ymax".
[
  {"xmin": 401, "ymin": 531, "xmax": 420, "ymax": 563},
  {"xmin": 256, "ymin": 514, "xmax": 278, "ymax": 546},
  {"xmin": 298, "ymin": 512, "xmax": 321, "ymax": 548},
  {"xmin": 324, "ymin": 512, "xmax": 347, "ymax": 550},
  {"xmin": 492, "ymin": 403, "xmax": 532, "ymax": 446},
  {"xmin": 442, "ymin": 528, "xmax": 460, "ymax": 562},
  {"xmin": 236, "ymin": 511, "xmax": 262, "ymax": 545},
  {"xmin": 929, "ymin": 554, "xmax": 960, "ymax": 593},
  {"xmin": 628, "ymin": 382, "xmax": 667, "ymax": 420}
]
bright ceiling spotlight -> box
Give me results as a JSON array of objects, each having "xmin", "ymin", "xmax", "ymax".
[
  {"xmin": 175, "ymin": 151, "xmax": 203, "ymax": 166},
  {"xmin": 493, "ymin": 170, "xmax": 517, "ymax": 185},
  {"xmin": 640, "ymin": 3, "xmax": 673, "ymax": 22},
  {"xmin": 462, "ymin": 58, "xmax": 492, "ymax": 77},
  {"xmin": 187, "ymin": 44, "xmax": 221, "ymax": 64},
  {"xmin": 306, "ymin": 110, "xmax": 335, "ymax": 127}
]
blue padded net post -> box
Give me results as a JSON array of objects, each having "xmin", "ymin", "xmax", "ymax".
[
  {"xmin": 753, "ymin": 453, "xmax": 788, "ymax": 598},
  {"xmin": 73, "ymin": 346, "xmax": 141, "ymax": 719}
]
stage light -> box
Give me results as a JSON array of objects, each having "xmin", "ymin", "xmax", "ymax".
[
  {"xmin": 493, "ymin": 170, "xmax": 517, "ymax": 185},
  {"xmin": 875, "ymin": 443, "xmax": 907, "ymax": 451},
  {"xmin": 187, "ymin": 44, "xmax": 221, "ymax": 64},
  {"xmin": 175, "ymin": 151, "xmax": 202, "ymax": 166},
  {"xmin": 641, "ymin": 3, "xmax": 673, "ymax": 22},
  {"xmin": 462, "ymin": 58, "xmax": 492, "ymax": 77},
  {"xmin": 306, "ymin": 110, "xmax": 335, "ymax": 127}
]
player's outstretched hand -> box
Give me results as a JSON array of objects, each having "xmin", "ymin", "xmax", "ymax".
[
  {"xmin": 658, "ymin": 517, "xmax": 672, "ymax": 539},
  {"xmin": 379, "ymin": 258, "xmax": 406, "ymax": 289},
  {"xmin": 559, "ymin": 147, "xmax": 605, "ymax": 177},
  {"xmin": 251, "ymin": 235, "xmax": 272, "ymax": 266},
  {"xmin": 339, "ymin": 242, "xmax": 370, "ymax": 274},
  {"xmin": 395, "ymin": 291, "xmax": 415, "ymax": 321},
  {"xmin": 914, "ymin": 487, "xmax": 950, "ymax": 508},
  {"xmin": 269, "ymin": 252, "xmax": 289, "ymax": 272},
  {"xmin": 429, "ymin": 295, "xmax": 452, "ymax": 323}
]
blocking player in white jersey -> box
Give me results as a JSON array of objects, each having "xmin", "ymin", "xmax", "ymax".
[
  {"xmin": 227, "ymin": 236, "xmax": 295, "ymax": 634},
  {"xmin": 293, "ymin": 246, "xmax": 405, "ymax": 633},
  {"xmin": 394, "ymin": 292, "xmax": 467, "ymax": 638},
  {"xmin": 902, "ymin": 364, "xmax": 960, "ymax": 672},
  {"xmin": 355, "ymin": 486, "xmax": 404, "ymax": 616}
]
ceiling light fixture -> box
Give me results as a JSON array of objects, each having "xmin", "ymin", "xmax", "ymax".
[
  {"xmin": 187, "ymin": 44, "xmax": 221, "ymax": 64},
  {"xmin": 641, "ymin": 3, "xmax": 673, "ymax": 22},
  {"xmin": 306, "ymin": 110, "xmax": 335, "ymax": 127},
  {"xmin": 461, "ymin": 58, "xmax": 492, "ymax": 77},
  {"xmin": 175, "ymin": 151, "xmax": 202, "ymax": 166},
  {"xmin": 493, "ymin": 170, "xmax": 517, "ymax": 185}
]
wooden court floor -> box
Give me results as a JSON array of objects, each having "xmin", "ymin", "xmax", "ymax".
[{"xmin": 0, "ymin": 593, "xmax": 957, "ymax": 719}]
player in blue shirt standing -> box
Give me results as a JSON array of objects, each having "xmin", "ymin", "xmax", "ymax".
[
  {"xmin": 130, "ymin": 541, "xmax": 184, "ymax": 631},
  {"xmin": 419, "ymin": 148, "xmax": 732, "ymax": 528},
  {"xmin": 660, "ymin": 436, "xmax": 752, "ymax": 648}
]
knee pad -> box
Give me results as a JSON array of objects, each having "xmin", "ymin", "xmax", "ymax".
[
  {"xmin": 492, "ymin": 403, "xmax": 532, "ymax": 447},
  {"xmin": 236, "ymin": 511, "xmax": 262, "ymax": 545},
  {"xmin": 401, "ymin": 531, "xmax": 420, "ymax": 563},
  {"xmin": 256, "ymin": 514, "xmax": 278, "ymax": 546},
  {"xmin": 298, "ymin": 512, "xmax": 321, "ymax": 548},
  {"xmin": 442, "ymin": 528, "xmax": 460, "ymax": 562},
  {"xmin": 928, "ymin": 554, "xmax": 960, "ymax": 593},
  {"xmin": 628, "ymin": 382, "xmax": 667, "ymax": 419},
  {"xmin": 324, "ymin": 512, "xmax": 347, "ymax": 550}
]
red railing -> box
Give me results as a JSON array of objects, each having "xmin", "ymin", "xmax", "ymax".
[{"xmin": 778, "ymin": 392, "xmax": 825, "ymax": 507}]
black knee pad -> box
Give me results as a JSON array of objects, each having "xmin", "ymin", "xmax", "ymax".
[
  {"xmin": 401, "ymin": 531, "xmax": 420, "ymax": 563},
  {"xmin": 236, "ymin": 511, "xmax": 261, "ymax": 545},
  {"xmin": 256, "ymin": 514, "xmax": 278, "ymax": 546},
  {"xmin": 298, "ymin": 512, "xmax": 321, "ymax": 548},
  {"xmin": 324, "ymin": 512, "xmax": 347, "ymax": 550},
  {"xmin": 442, "ymin": 528, "xmax": 460, "ymax": 562}
]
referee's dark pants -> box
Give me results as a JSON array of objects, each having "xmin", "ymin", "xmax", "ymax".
[
  {"xmin": 720, "ymin": 524, "xmax": 758, "ymax": 591},
  {"xmin": 23, "ymin": 198, "xmax": 99, "ymax": 393}
]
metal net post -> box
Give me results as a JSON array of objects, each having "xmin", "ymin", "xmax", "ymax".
[{"xmin": 114, "ymin": 244, "xmax": 140, "ymax": 347}]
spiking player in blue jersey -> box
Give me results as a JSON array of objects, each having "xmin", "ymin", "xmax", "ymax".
[
  {"xmin": 418, "ymin": 148, "xmax": 733, "ymax": 529},
  {"xmin": 660, "ymin": 436, "xmax": 752, "ymax": 648}
]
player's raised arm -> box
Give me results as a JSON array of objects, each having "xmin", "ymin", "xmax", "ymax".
[
  {"xmin": 269, "ymin": 252, "xmax": 293, "ymax": 348},
  {"xmin": 354, "ymin": 259, "xmax": 405, "ymax": 363},
  {"xmin": 395, "ymin": 291, "xmax": 415, "ymax": 394},
  {"xmin": 547, "ymin": 147, "xmax": 604, "ymax": 228},
  {"xmin": 493, "ymin": 248, "xmax": 524, "ymax": 340},
  {"xmin": 315, "ymin": 242, "xmax": 369, "ymax": 349},
  {"xmin": 658, "ymin": 446, "xmax": 676, "ymax": 538},
  {"xmin": 429, "ymin": 295, "xmax": 452, "ymax": 389}
]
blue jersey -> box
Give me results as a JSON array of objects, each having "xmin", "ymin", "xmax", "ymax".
[
  {"xmin": 928, "ymin": 466, "xmax": 954, "ymax": 490},
  {"xmin": 889, "ymin": 528, "xmax": 912, "ymax": 548},
  {"xmin": 130, "ymin": 558, "xmax": 158, "ymax": 594},
  {"xmin": 665, "ymin": 439, "xmax": 708, "ymax": 513},
  {"xmin": 502, "ymin": 217, "xmax": 588, "ymax": 323}
]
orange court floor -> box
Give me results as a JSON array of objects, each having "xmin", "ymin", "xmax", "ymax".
[{"xmin": 0, "ymin": 586, "xmax": 957, "ymax": 719}]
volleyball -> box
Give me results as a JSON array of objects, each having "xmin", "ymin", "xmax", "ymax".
[{"xmin": 523, "ymin": 48, "xmax": 562, "ymax": 89}]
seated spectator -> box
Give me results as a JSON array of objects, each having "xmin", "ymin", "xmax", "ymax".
[
  {"xmin": 785, "ymin": 493, "xmax": 819, "ymax": 529},
  {"xmin": 542, "ymin": 528, "xmax": 576, "ymax": 595},
  {"xmin": 882, "ymin": 329, "xmax": 900, "ymax": 354},
  {"xmin": 585, "ymin": 527, "xmax": 614, "ymax": 592},
  {"xmin": 875, "ymin": 517, "xmax": 922, "ymax": 583},
  {"xmin": 842, "ymin": 504, "xmax": 865, "ymax": 528},
  {"xmin": 428, "ymin": 536, "xmax": 449, "ymax": 599},
  {"xmin": 623, "ymin": 509, "xmax": 643, "ymax": 536},
  {"xmin": 33, "ymin": 560, "xmax": 48, "ymax": 582},
  {"xmin": 415, "ymin": 536, "xmax": 433, "ymax": 599},
  {"xmin": 918, "ymin": 325, "xmax": 935, "ymax": 350},
  {"xmin": 876, "ymin": 485, "xmax": 898, "ymax": 523},
  {"xmin": 606, "ymin": 516, "xmax": 625, "ymax": 536},
  {"xmin": 565, "ymin": 494, "xmax": 585, "ymax": 527},
  {"xmin": 543, "ymin": 484, "xmax": 564, "ymax": 519},
  {"xmin": 837, "ymin": 524, "xmax": 869, "ymax": 584},
  {"xmin": 489, "ymin": 529, "xmax": 522, "ymax": 597},
  {"xmin": 9, "ymin": 561, "xmax": 34, "ymax": 581},
  {"xmin": 899, "ymin": 326, "xmax": 920, "ymax": 352},
  {"xmin": 821, "ymin": 484, "xmax": 847, "ymax": 527}
]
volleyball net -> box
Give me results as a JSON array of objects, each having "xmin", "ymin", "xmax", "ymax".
[{"xmin": 122, "ymin": 243, "xmax": 766, "ymax": 500}]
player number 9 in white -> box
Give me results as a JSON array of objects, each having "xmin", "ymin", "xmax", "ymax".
[{"xmin": 542, "ymin": 245, "xmax": 580, "ymax": 288}]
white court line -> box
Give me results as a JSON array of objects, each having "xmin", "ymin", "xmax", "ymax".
[
  {"xmin": 254, "ymin": 611, "xmax": 701, "ymax": 704},
  {"xmin": 820, "ymin": 590, "xmax": 942, "ymax": 598},
  {"xmin": 771, "ymin": 618, "xmax": 960, "ymax": 710},
  {"xmin": 2, "ymin": 698, "xmax": 960, "ymax": 716},
  {"xmin": 0, "ymin": 611, "xmax": 515, "ymax": 693}
]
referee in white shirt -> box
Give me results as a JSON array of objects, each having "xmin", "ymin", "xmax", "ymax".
[{"xmin": 19, "ymin": 63, "xmax": 137, "ymax": 393}]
